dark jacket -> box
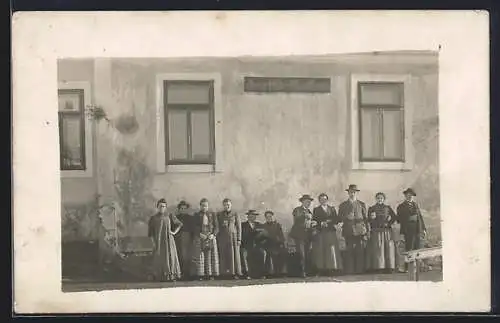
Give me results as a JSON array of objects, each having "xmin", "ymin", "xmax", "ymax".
[
  {"xmin": 262, "ymin": 221, "xmax": 286, "ymax": 250},
  {"xmin": 289, "ymin": 206, "xmax": 313, "ymax": 241},
  {"xmin": 367, "ymin": 204, "xmax": 397, "ymax": 230},
  {"xmin": 396, "ymin": 200, "xmax": 426, "ymax": 236},
  {"xmin": 191, "ymin": 211, "xmax": 219, "ymax": 236},
  {"xmin": 312, "ymin": 205, "xmax": 341, "ymax": 231},
  {"xmin": 241, "ymin": 221, "xmax": 267, "ymax": 249},
  {"xmin": 338, "ymin": 199, "xmax": 369, "ymax": 238}
]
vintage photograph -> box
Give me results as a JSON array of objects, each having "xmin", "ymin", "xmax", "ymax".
[{"xmin": 59, "ymin": 52, "xmax": 442, "ymax": 293}]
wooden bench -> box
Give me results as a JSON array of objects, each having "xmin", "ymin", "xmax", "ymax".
[{"xmin": 402, "ymin": 246, "xmax": 442, "ymax": 281}]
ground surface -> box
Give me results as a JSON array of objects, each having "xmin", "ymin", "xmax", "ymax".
[{"xmin": 62, "ymin": 270, "xmax": 443, "ymax": 293}]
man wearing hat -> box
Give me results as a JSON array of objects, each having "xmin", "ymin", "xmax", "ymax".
[
  {"xmin": 396, "ymin": 188, "xmax": 427, "ymax": 272},
  {"xmin": 289, "ymin": 194, "xmax": 316, "ymax": 278},
  {"xmin": 240, "ymin": 210, "xmax": 267, "ymax": 279},
  {"xmin": 338, "ymin": 185, "xmax": 369, "ymax": 275}
]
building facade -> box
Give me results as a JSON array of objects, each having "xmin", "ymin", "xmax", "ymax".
[{"xmin": 58, "ymin": 52, "xmax": 440, "ymax": 253}]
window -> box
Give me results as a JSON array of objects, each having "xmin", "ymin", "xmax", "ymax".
[
  {"xmin": 164, "ymin": 80, "xmax": 215, "ymax": 165},
  {"xmin": 358, "ymin": 82, "xmax": 405, "ymax": 162},
  {"xmin": 58, "ymin": 89, "xmax": 86, "ymax": 170},
  {"xmin": 351, "ymin": 74, "xmax": 413, "ymax": 170},
  {"xmin": 156, "ymin": 73, "xmax": 222, "ymax": 173},
  {"xmin": 58, "ymin": 81, "xmax": 93, "ymax": 177}
]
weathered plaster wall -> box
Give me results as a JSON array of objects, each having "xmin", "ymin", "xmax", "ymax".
[
  {"xmin": 60, "ymin": 55, "xmax": 440, "ymax": 244},
  {"xmin": 58, "ymin": 59, "xmax": 99, "ymax": 241}
]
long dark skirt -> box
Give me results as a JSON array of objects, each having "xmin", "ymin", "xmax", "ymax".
[
  {"xmin": 311, "ymin": 230, "xmax": 343, "ymax": 271},
  {"xmin": 343, "ymin": 236, "xmax": 367, "ymax": 275},
  {"xmin": 191, "ymin": 237, "xmax": 220, "ymax": 277},
  {"xmin": 175, "ymin": 231, "xmax": 193, "ymax": 278},
  {"xmin": 366, "ymin": 228, "xmax": 396, "ymax": 270}
]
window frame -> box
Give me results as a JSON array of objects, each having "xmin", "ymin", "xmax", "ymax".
[
  {"xmin": 357, "ymin": 81, "xmax": 405, "ymax": 162},
  {"xmin": 156, "ymin": 73, "xmax": 223, "ymax": 173},
  {"xmin": 163, "ymin": 80, "xmax": 216, "ymax": 165},
  {"xmin": 58, "ymin": 81, "xmax": 94, "ymax": 178},
  {"xmin": 351, "ymin": 74, "xmax": 414, "ymax": 171}
]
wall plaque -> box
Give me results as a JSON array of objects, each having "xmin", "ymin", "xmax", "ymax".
[{"xmin": 243, "ymin": 77, "xmax": 331, "ymax": 93}]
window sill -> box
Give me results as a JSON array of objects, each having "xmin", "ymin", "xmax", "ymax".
[
  {"xmin": 61, "ymin": 169, "xmax": 93, "ymax": 178},
  {"xmin": 165, "ymin": 164, "xmax": 217, "ymax": 173},
  {"xmin": 352, "ymin": 162, "xmax": 413, "ymax": 171}
]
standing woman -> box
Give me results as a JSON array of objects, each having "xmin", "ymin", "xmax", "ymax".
[
  {"xmin": 148, "ymin": 198, "xmax": 182, "ymax": 282},
  {"xmin": 216, "ymin": 198, "xmax": 243, "ymax": 279},
  {"xmin": 311, "ymin": 193, "xmax": 343, "ymax": 276},
  {"xmin": 191, "ymin": 198, "xmax": 220, "ymax": 280},
  {"xmin": 174, "ymin": 200, "xmax": 194, "ymax": 281},
  {"xmin": 366, "ymin": 192, "xmax": 397, "ymax": 273}
]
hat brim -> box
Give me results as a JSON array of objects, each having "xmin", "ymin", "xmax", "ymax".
[
  {"xmin": 403, "ymin": 191, "xmax": 417, "ymax": 196},
  {"xmin": 345, "ymin": 189, "xmax": 360, "ymax": 192},
  {"xmin": 299, "ymin": 197, "xmax": 314, "ymax": 202}
]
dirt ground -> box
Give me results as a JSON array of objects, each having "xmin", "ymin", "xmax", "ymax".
[{"xmin": 62, "ymin": 270, "xmax": 443, "ymax": 293}]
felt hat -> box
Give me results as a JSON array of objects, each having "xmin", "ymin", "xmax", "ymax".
[
  {"xmin": 299, "ymin": 194, "xmax": 314, "ymax": 202},
  {"xmin": 403, "ymin": 188, "xmax": 417, "ymax": 196},
  {"xmin": 245, "ymin": 209, "xmax": 260, "ymax": 216},
  {"xmin": 345, "ymin": 184, "xmax": 360, "ymax": 192}
]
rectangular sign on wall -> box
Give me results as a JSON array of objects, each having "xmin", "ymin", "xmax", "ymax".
[{"xmin": 243, "ymin": 77, "xmax": 331, "ymax": 93}]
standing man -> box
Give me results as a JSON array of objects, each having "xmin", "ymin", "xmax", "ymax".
[
  {"xmin": 338, "ymin": 185, "xmax": 369, "ymax": 275},
  {"xmin": 396, "ymin": 188, "xmax": 427, "ymax": 272},
  {"xmin": 216, "ymin": 198, "xmax": 243, "ymax": 279},
  {"xmin": 289, "ymin": 194, "xmax": 316, "ymax": 278}
]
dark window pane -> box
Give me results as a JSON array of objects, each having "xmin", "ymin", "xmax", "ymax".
[
  {"xmin": 60, "ymin": 115, "xmax": 83, "ymax": 168},
  {"xmin": 58, "ymin": 91, "xmax": 82, "ymax": 112},
  {"xmin": 383, "ymin": 110, "xmax": 404, "ymax": 160},
  {"xmin": 166, "ymin": 82, "xmax": 210, "ymax": 104},
  {"xmin": 191, "ymin": 110, "xmax": 211, "ymax": 161},
  {"xmin": 360, "ymin": 109, "xmax": 382, "ymax": 160},
  {"xmin": 168, "ymin": 110, "xmax": 188, "ymax": 160},
  {"xmin": 360, "ymin": 83, "xmax": 403, "ymax": 106}
]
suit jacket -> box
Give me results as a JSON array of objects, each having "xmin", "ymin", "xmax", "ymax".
[
  {"xmin": 396, "ymin": 201, "xmax": 426, "ymax": 236},
  {"xmin": 191, "ymin": 211, "xmax": 219, "ymax": 236},
  {"xmin": 289, "ymin": 206, "xmax": 313, "ymax": 241},
  {"xmin": 312, "ymin": 205, "xmax": 341, "ymax": 231},
  {"xmin": 241, "ymin": 221, "xmax": 266, "ymax": 249},
  {"xmin": 216, "ymin": 210, "xmax": 242, "ymax": 242},
  {"xmin": 338, "ymin": 199, "xmax": 369, "ymax": 238}
]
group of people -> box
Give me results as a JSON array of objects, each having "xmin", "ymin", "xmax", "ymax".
[{"xmin": 147, "ymin": 184, "xmax": 427, "ymax": 282}]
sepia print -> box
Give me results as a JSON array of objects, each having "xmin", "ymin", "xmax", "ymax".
[
  {"xmin": 59, "ymin": 53, "xmax": 442, "ymax": 292},
  {"xmin": 13, "ymin": 11, "xmax": 490, "ymax": 313}
]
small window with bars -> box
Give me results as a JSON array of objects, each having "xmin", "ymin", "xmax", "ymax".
[
  {"xmin": 164, "ymin": 80, "xmax": 215, "ymax": 165},
  {"xmin": 358, "ymin": 82, "xmax": 405, "ymax": 162}
]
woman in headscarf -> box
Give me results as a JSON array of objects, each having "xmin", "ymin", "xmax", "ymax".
[
  {"xmin": 311, "ymin": 193, "xmax": 343, "ymax": 276},
  {"xmin": 191, "ymin": 198, "xmax": 220, "ymax": 280},
  {"xmin": 174, "ymin": 200, "xmax": 194, "ymax": 280},
  {"xmin": 366, "ymin": 192, "xmax": 397, "ymax": 273},
  {"xmin": 148, "ymin": 198, "xmax": 182, "ymax": 282}
]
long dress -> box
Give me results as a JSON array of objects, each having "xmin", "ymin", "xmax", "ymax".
[
  {"xmin": 311, "ymin": 205, "xmax": 343, "ymax": 272},
  {"xmin": 148, "ymin": 213, "xmax": 182, "ymax": 281},
  {"xmin": 216, "ymin": 210, "xmax": 243, "ymax": 276},
  {"xmin": 338, "ymin": 199, "xmax": 369, "ymax": 275},
  {"xmin": 191, "ymin": 211, "xmax": 220, "ymax": 278},
  {"xmin": 262, "ymin": 220, "xmax": 287, "ymax": 276},
  {"xmin": 366, "ymin": 203, "xmax": 397, "ymax": 271},
  {"xmin": 174, "ymin": 212, "xmax": 193, "ymax": 279}
]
